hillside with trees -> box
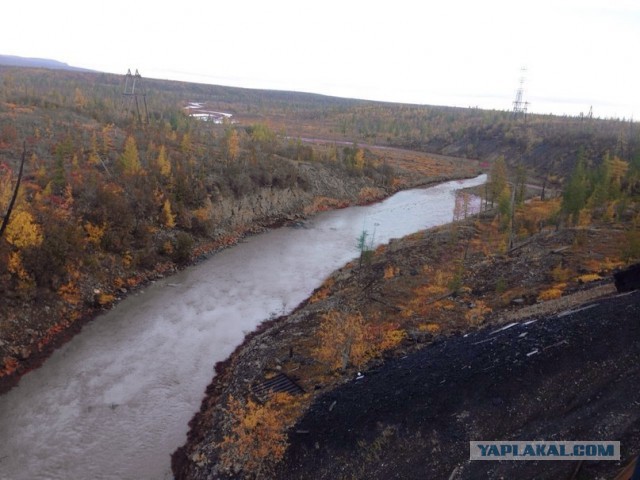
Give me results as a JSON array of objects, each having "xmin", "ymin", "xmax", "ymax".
[
  {"xmin": 0, "ymin": 66, "xmax": 407, "ymax": 388},
  {"xmin": 1, "ymin": 65, "xmax": 638, "ymax": 390},
  {"xmin": 1, "ymin": 66, "xmax": 489, "ymax": 390},
  {"xmin": 1, "ymin": 65, "xmax": 639, "ymax": 479}
]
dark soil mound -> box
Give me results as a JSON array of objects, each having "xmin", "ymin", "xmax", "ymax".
[
  {"xmin": 278, "ymin": 291, "xmax": 640, "ymax": 480},
  {"xmin": 615, "ymin": 263, "xmax": 640, "ymax": 293}
]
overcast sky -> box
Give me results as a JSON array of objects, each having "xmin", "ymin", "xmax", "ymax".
[{"xmin": 2, "ymin": 0, "xmax": 638, "ymax": 119}]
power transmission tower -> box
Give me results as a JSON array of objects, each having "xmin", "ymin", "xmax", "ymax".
[
  {"xmin": 122, "ymin": 69, "xmax": 149, "ymax": 124},
  {"xmin": 512, "ymin": 67, "xmax": 529, "ymax": 120}
]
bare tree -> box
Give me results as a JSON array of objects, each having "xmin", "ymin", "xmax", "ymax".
[{"xmin": 0, "ymin": 142, "xmax": 26, "ymax": 239}]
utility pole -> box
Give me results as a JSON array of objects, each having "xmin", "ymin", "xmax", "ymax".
[
  {"xmin": 512, "ymin": 67, "xmax": 529, "ymax": 121},
  {"xmin": 122, "ymin": 69, "xmax": 149, "ymax": 125}
]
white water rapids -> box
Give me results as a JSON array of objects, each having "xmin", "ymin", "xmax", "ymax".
[{"xmin": 0, "ymin": 175, "xmax": 485, "ymax": 480}]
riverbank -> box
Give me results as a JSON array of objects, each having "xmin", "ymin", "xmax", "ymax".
[
  {"xmin": 0, "ymin": 174, "xmax": 485, "ymax": 480},
  {"xmin": 173, "ymin": 197, "xmax": 634, "ymax": 479},
  {"xmin": 0, "ymin": 170, "xmax": 368, "ymax": 395},
  {"xmin": 0, "ymin": 154, "xmax": 480, "ymax": 397}
]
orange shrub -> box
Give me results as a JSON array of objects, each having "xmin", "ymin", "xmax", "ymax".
[
  {"xmin": 1, "ymin": 356, "xmax": 19, "ymax": 377},
  {"xmin": 465, "ymin": 301, "xmax": 492, "ymax": 326},
  {"xmin": 314, "ymin": 312, "xmax": 404, "ymax": 371},
  {"xmin": 309, "ymin": 278, "xmax": 335, "ymax": 304},
  {"xmin": 383, "ymin": 264, "xmax": 399, "ymax": 279},
  {"xmin": 576, "ymin": 273, "xmax": 602, "ymax": 283},
  {"xmin": 218, "ymin": 392, "xmax": 304, "ymax": 476},
  {"xmin": 537, "ymin": 283, "xmax": 566, "ymax": 301},
  {"xmin": 418, "ymin": 323, "xmax": 441, "ymax": 333}
]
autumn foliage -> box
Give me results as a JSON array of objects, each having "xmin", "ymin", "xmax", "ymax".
[
  {"xmin": 218, "ymin": 392, "xmax": 304, "ymax": 477},
  {"xmin": 313, "ymin": 310, "xmax": 405, "ymax": 371}
]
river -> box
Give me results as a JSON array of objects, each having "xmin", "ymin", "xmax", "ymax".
[{"xmin": 0, "ymin": 174, "xmax": 485, "ymax": 480}]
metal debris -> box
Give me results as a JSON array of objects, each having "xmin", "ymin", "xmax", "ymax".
[
  {"xmin": 251, "ymin": 373, "xmax": 305, "ymax": 401},
  {"xmin": 490, "ymin": 322, "xmax": 518, "ymax": 335}
]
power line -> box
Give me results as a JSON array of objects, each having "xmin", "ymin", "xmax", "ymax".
[
  {"xmin": 512, "ymin": 67, "xmax": 529, "ymax": 119},
  {"xmin": 122, "ymin": 68, "xmax": 149, "ymax": 124}
]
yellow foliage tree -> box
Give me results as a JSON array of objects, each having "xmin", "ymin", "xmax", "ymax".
[
  {"xmin": 8, "ymin": 251, "xmax": 30, "ymax": 281},
  {"xmin": 56, "ymin": 184, "xmax": 75, "ymax": 221},
  {"xmin": 5, "ymin": 210, "xmax": 43, "ymax": 248},
  {"xmin": 156, "ymin": 145, "xmax": 171, "ymax": 177},
  {"xmin": 537, "ymin": 283, "xmax": 566, "ymax": 301},
  {"xmin": 518, "ymin": 198, "xmax": 560, "ymax": 235},
  {"xmin": 453, "ymin": 191, "xmax": 472, "ymax": 221},
  {"xmin": 383, "ymin": 264, "xmax": 399, "ymax": 279},
  {"xmin": 0, "ymin": 166, "xmax": 13, "ymax": 208},
  {"xmin": 119, "ymin": 135, "xmax": 143, "ymax": 175},
  {"xmin": 488, "ymin": 156, "xmax": 508, "ymax": 207},
  {"xmin": 225, "ymin": 129, "xmax": 239, "ymax": 163},
  {"xmin": 314, "ymin": 311, "xmax": 367, "ymax": 370},
  {"xmin": 403, "ymin": 267, "xmax": 453, "ymax": 315},
  {"xmin": 58, "ymin": 266, "xmax": 82, "ymax": 306},
  {"xmin": 101, "ymin": 124, "xmax": 114, "ymax": 154},
  {"xmin": 90, "ymin": 130, "xmax": 99, "ymax": 153},
  {"xmin": 87, "ymin": 150, "xmax": 100, "ymax": 166},
  {"xmin": 161, "ymin": 199, "xmax": 176, "ymax": 228},
  {"xmin": 192, "ymin": 197, "xmax": 214, "ymax": 223},
  {"xmin": 58, "ymin": 280, "xmax": 82, "ymax": 306},
  {"xmin": 314, "ymin": 311, "xmax": 405, "ymax": 371},
  {"xmin": 84, "ymin": 221, "xmax": 106, "ymax": 246},
  {"xmin": 607, "ymin": 156, "xmax": 629, "ymax": 188},
  {"xmin": 354, "ymin": 148, "xmax": 365, "ymax": 170},
  {"xmin": 180, "ymin": 132, "xmax": 192, "ymax": 154},
  {"xmin": 218, "ymin": 392, "xmax": 304, "ymax": 476},
  {"xmin": 73, "ymin": 87, "xmax": 87, "ymax": 108},
  {"xmin": 379, "ymin": 328, "xmax": 406, "ymax": 350}
]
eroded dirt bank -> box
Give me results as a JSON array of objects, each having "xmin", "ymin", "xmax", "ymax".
[
  {"xmin": 1, "ymin": 157, "xmax": 477, "ymax": 396},
  {"xmin": 0, "ymin": 161, "xmax": 383, "ymax": 394}
]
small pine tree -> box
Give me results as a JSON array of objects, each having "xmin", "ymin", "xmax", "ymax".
[
  {"xmin": 160, "ymin": 199, "xmax": 176, "ymax": 228},
  {"xmin": 353, "ymin": 148, "xmax": 365, "ymax": 170},
  {"xmin": 225, "ymin": 129, "xmax": 239, "ymax": 163},
  {"xmin": 488, "ymin": 156, "xmax": 508, "ymax": 207},
  {"xmin": 73, "ymin": 87, "xmax": 87, "ymax": 109},
  {"xmin": 156, "ymin": 145, "xmax": 171, "ymax": 177},
  {"xmin": 562, "ymin": 158, "xmax": 588, "ymax": 224},
  {"xmin": 119, "ymin": 136, "xmax": 143, "ymax": 175},
  {"xmin": 356, "ymin": 229, "xmax": 374, "ymax": 267}
]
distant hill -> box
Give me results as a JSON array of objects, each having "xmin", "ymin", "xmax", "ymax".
[{"xmin": 0, "ymin": 54, "xmax": 91, "ymax": 72}]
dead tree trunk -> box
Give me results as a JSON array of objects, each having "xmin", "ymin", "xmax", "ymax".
[{"xmin": 0, "ymin": 142, "xmax": 26, "ymax": 239}]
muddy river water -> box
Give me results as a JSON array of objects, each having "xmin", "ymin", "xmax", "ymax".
[{"xmin": 0, "ymin": 175, "xmax": 485, "ymax": 480}]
